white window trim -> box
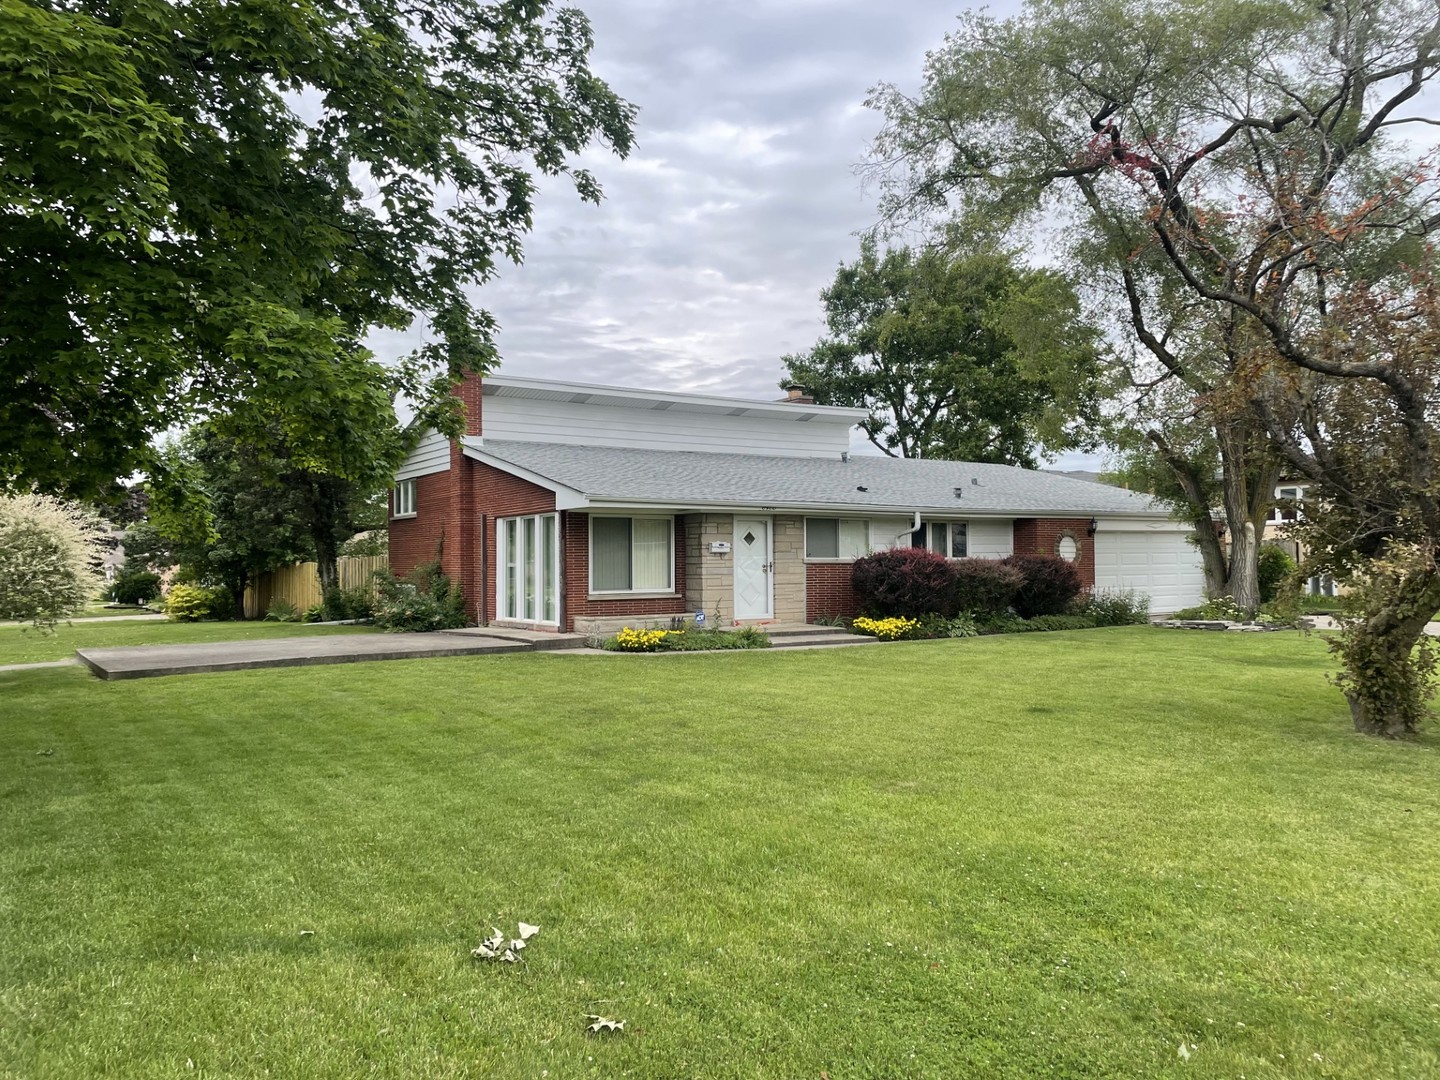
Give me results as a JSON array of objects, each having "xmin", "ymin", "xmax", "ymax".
[
  {"xmin": 496, "ymin": 513, "xmax": 561, "ymax": 625},
  {"xmin": 587, "ymin": 515, "xmax": 676, "ymax": 595},
  {"xmin": 803, "ymin": 517, "xmax": 873, "ymax": 562},
  {"xmin": 392, "ymin": 479, "xmax": 417, "ymax": 519}
]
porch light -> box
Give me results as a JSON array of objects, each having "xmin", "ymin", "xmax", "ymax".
[{"xmin": 1087, "ymin": 518, "xmax": 1098, "ymax": 537}]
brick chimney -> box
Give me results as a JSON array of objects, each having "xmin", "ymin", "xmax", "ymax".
[
  {"xmin": 779, "ymin": 382, "xmax": 815, "ymax": 405},
  {"xmin": 455, "ymin": 370, "xmax": 483, "ymax": 436}
]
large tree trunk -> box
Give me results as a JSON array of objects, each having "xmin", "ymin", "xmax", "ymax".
[
  {"xmin": 303, "ymin": 476, "xmax": 342, "ymax": 593},
  {"xmin": 1150, "ymin": 422, "xmax": 1278, "ymax": 610},
  {"xmin": 1334, "ymin": 566, "xmax": 1440, "ymax": 737}
]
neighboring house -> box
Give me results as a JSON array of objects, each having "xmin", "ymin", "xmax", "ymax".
[
  {"xmin": 1261, "ymin": 481, "xmax": 1336, "ymax": 596},
  {"xmin": 388, "ymin": 374, "xmax": 1207, "ymax": 632}
]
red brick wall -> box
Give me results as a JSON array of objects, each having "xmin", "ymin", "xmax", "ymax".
[
  {"xmin": 477, "ymin": 465, "xmax": 558, "ymax": 624},
  {"xmin": 1011, "ymin": 518, "xmax": 1096, "ymax": 588},
  {"xmin": 807, "ymin": 563, "xmax": 860, "ymax": 622},
  {"xmin": 389, "ymin": 470, "xmax": 457, "ymax": 578},
  {"xmin": 563, "ymin": 512, "xmax": 687, "ymax": 629}
]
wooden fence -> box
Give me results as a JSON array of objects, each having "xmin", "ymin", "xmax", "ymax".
[{"xmin": 242, "ymin": 555, "xmax": 388, "ymax": 619}]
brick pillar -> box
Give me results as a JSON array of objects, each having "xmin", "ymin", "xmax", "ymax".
[
  {"xmin": 448, "ymin": 369, "xmax": 482, "ymax": 619},
  {"xmin": 455, "ymin": 369, "xmax": 483, "ymax": 436}
]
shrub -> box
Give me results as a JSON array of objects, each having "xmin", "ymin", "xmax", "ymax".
[
  {"xmin": 265, "ymin": 597, "xmax": 300, "ymax": 622},
  {"xmin": 339, "ymin": 531, "xmax": 388, "ymax": 557},
  {"xmin": 1024, "ymin": 614, "xmax": 1100, "ymax": 632},
  {"xmin": 1001, "ymin": 554, "xmax": 1084, "ymax": 618},
  {"xmin": 949, "ymin": 558, "xmax": 1023, "ymax": 616},
  {"xmin": 606, "ymin": 627, "xmax": 678, "ymax": 651},
  {"xmin": 0, "ymin": 493, "xmax": 106, "ymax": 630},
  {"xmin": 602, "ymin": 626, "xmax": 772, "ymax": 652},
  {"xmin": 164, "ymin": 584, "xmax": 232, "ymax": 622},
  {"xmin": 912, "ymin": 612, "xmax": 980, "ymax": 638},
  {"xmin": 107, "ymin": 569, "xmax": 162, "ymax": 606},
  {"xmin": 321, "ymin": 585, "xmax": 374, "ymax": 622},
  {"xmin": 1075, "ymin": 589, "xmax": 1150, "ymax": 626},
  {"xmin": 852, "ymin": 615, "xmax": 920, "ymax": 640},
  {"xmin": 1258, "ymin": 545, "xmax": 1298, "ymax": 602},
  {"xmin": 851, "ymin": 548, "xmax": 957, "ymax": 618},
  {"xmin": 372, "ymin": 562, "xmax": 467, "ymax": 632}
]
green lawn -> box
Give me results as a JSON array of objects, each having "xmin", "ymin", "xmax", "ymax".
[
  {"xmin": 3, "ymin": 628, "xmax": 1438, "ymax": 1079},
  {"xmin": 0, "ymin": 619, "xmax": 377, "ymax": 666}
]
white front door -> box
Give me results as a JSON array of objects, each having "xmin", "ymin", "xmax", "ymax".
[{"xmin": 733, "ymin": 516, "xmax": 773, "ymax": 620}]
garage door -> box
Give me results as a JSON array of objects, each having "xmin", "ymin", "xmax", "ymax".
[{"xmin": 1094, "ymin": 526, "xmax": 1207, "ymax": 616}]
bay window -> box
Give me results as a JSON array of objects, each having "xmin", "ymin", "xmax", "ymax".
[
  {"xmin": 498, "ymin": 513, "xmax": 559, "ymax": 623},
  {"xmin": 589, "ymin": 516, "xmax": 673, "ymax": 593}
]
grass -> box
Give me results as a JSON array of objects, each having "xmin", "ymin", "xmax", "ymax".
[
  {"xmin": 0, "ymin": 619, "xmax": 377, "ymax": 666},
  {"xmin": 2, "ymin": 628, "xmax": 1439, "ymax": 1079}
]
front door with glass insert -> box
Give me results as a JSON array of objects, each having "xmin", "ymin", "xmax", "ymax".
[
  {"xmin": 733, "ymin": 516, "xmax": 773, "ymax": 620},
  {"xmin": 499, "ymin": 513, "xmax": 559, "ymax": 624}
]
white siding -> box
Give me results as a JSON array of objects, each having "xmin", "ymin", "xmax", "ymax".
[
  {"xmin": 965, "ymin": 519, "xmax": 1013, "ymax": 559},
  {"xmin": 396, "ymin": 431, "xmax": 450, "ymax": 481},
  {"xmin": 867, "ymin": 517, "xmax": 914, "ymax": 553},
  {"xmin": 481, "ymin": 394, "xmax": 853, "ymax": 458}
]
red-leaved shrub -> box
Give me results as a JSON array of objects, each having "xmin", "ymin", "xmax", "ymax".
[
  {"xmin": 950, "ymin": 558, "xmax": 1024, "ymax": 616},
  {"xmin": 1001, "ymin": 553, "xmax": 1084, "ymax": 617},
  {"xmin": 851, "ymin": 547, "xmax": 957, "ymax": 617}
]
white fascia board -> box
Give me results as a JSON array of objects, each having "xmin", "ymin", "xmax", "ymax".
[
  {"xmin": 482, "ymin": 374, "xmax": 869, "ymax": 424},
  {"xmin": 460, "ymin": 440, "xmax": 589, "ymax": 510}
]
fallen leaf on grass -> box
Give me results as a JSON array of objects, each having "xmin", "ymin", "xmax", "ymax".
[{"xmin": 472, "ymin": 922, "xmax": 539, "ymax": 962}]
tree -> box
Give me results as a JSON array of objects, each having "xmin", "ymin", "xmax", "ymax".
[
  {"xmin": 782, "ymin": 240, "xmax": 1109, "ymax": 465},
  {"xmin": 1104, "ymin": 379, "xmax": 1281, "ymax": 606},
  {"xmin": 149, "ymin": 422, "xmax": 391, "ymax": 612},
  {"xmin": 147, "ymin": 430, "xmax": 315, "ymax": 617},
  {"xmin": 864, "ymin": 0, "xmax": 1440, "ymax": 735},
  {"xmin": 0, "ymin": 493, "xmax": 105, "ymax": 629},
  {"xmin": 1, "ymin": 0, "xmax": 635, "ymax": 498}
]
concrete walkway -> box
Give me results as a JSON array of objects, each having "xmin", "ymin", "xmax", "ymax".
[
  {"xmin": 77, "ymin": 631, "xmax": 533, "ymax": 680},
  {"xmin": 67, "ymin": 623, "xmax": 872, "ymax": 681}
]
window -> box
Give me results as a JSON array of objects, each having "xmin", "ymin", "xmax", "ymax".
[
  {"xmin": 1271, "ymin": 486, "xmax": 1302, "ymax": 523},
  {"xmin": 912, "ymin": 521, "xmax": 967, "ymax": 558},
  {"xmin": 805, "ymin": 518, "xmax": 870, "ymax": 560},
  {"xmin": 589, "ymin": 516, "xmax": 674, "ymax": 593},
  {"xmin": 497, "ymin": 513, "xmax": 560, "ymax": 624},
  {"xmin": 1057, "ymin": 535, "xmax": 1078, "ymax": 562},
  {"xmin": 392, "ymin": 479, "xmax": 417, "ymax": 518}
]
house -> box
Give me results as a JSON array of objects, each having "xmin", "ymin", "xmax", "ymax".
[
  {"xmin": 1261, "ymin": 481, "xmax": 1336, "ymax": 596},
  {"xmin": 387, "ymin": 374, "xmax": 1207, "ymax": 632}
]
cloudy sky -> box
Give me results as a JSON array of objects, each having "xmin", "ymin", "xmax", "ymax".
[{"xmin": 393, "ymin": 0, "xmax": 1100, "ymax": 463}]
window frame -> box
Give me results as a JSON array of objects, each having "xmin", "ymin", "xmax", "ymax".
[
  {"xmin": 496, "ymin": 512, "xmax": 561, "ymax": 625},
  {"xmin": 912, "ymin": 520, "xmax": 969, "ymax": 559},
  {"xmin": 392, "ymin": 479, "xmax": 417, "ymax": 519},
  {"xmin": 804, "ymin": 517, "xmax": 871, "ymax": 562},
  {"xmin": 587, "ymin": 515, "xmax": 676, "ymax": 595}
]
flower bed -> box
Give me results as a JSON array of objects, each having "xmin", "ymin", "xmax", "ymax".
[{"xmin": 602, "ymin": 626, "xmax": 770, "ymax": 653}]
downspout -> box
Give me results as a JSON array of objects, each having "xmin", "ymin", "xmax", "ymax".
[{"xmin": 896, "ymin": 511, "xmax": 922, "ymax": 548}]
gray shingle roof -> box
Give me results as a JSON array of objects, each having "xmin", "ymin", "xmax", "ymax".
[{"xmin": 471, "ymin": 439, "xmax": 1167, "ymax": 517}]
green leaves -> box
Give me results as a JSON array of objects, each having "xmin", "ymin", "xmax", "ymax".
[
  {"xmin": 3, "ymin": 0, "xmax": 635, "ymax": 498},
  {"xmin": 783, "ymin": 239, "xmax": 1108, "ymax": 466}
]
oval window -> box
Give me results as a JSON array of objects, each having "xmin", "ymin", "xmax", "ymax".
[{"xmin": 1057, "ymin": 535, "xmax": 1078, "ymax": 562}]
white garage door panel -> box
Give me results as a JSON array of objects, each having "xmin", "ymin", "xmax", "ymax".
[{"xmin": 1094, "ymin": 528, "xmax": 1207, "ymax": 616}]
